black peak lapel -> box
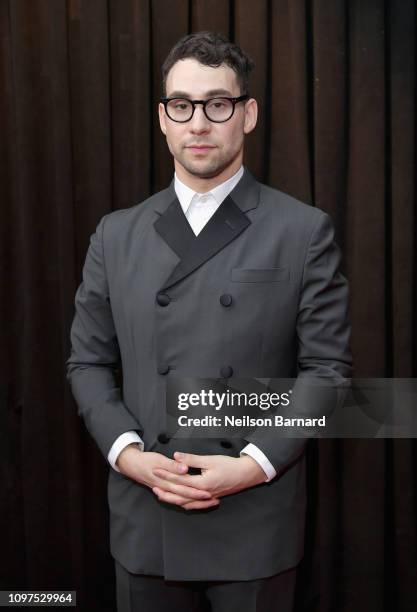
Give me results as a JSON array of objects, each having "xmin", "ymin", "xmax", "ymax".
[
  {"xmin": 228, "ymin": 167, "xmax": 261, "ymax": 213},
  {"xmin": 160, "ymin": 195, "xmax": 251, "ymax": 290},
  {"xmin": 154, "ymin": 197, "xmax": 196, "ymax": 259},
  {"xmin": 153, "ymin": 167, "xmax": 261, "ymax": 290}
]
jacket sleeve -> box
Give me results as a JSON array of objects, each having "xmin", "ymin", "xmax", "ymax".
[
  {"xmin": 244, "ymin": 211, "xmax": 353, "ymax": 474},
  {"xmin": 66, "ymin": 215, "xmax": 144, "ymax": 460}
]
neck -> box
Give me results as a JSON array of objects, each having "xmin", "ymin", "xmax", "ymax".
[{"xmin": 174, "ymin": 155, "xmax": 243, "ymax": 193}]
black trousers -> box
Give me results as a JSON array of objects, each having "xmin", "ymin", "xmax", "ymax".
[{"xmin": 115, "ymin": 560, "xmax": 297, "ymax": 612}]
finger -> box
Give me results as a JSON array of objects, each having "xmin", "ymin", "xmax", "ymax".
[
  {"xmin": 152, "ymin": 487, "xmax": 202, "ymax": 507},
  {"xmin": 182, "ymin": 498, "xmax": 220, "ymax": 511},
  {"xmin": 154, "ymin": 478, "xmax": 212, "ymax": 500},
  {"xmin": 173, "ymin": 452, "xmax": 207, "ymax": 468},
  {"xmin": 153, "ymin": 468, "xmax": 206, "ymax": 490}
]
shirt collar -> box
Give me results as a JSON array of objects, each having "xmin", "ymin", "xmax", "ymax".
[{"xmin": 174, "ymin": 165, "xmax": 244, "ymax": 215}]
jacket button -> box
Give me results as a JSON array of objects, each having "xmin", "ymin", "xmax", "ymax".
[
  {"xmin": 219, "ymin": 294, "xmax": 233, "ymax": 307},
  {"xmin": 220, "ymin": 365, "xmax": 233, "ymax": 378},
  {"xmin": 156, "ymin": 293, "xmax": 171, "ymax": 307},
  {"xmin": 157, "ymin": 364, "xmax": 170, "ymax": 375},
  {"xmin": 158, "ymin": 433, "xmax": 171, "ymax": 444},
  {"xmin": 220, "ymin": 439, "xmax": 233, "ymax": 449}
]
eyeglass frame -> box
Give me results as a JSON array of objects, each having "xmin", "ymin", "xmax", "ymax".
[{"xmin": 160, "ymin": 94, "xmax": 249, "ymax": 123}]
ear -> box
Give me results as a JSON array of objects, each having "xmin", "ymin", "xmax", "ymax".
[
  {"xmin": 158, "ymin": 102, "xmax": 167, "ymax": 135},
  {"xmin": 243, "ymin": 98, "xmax": 258, "ymax": 135}
]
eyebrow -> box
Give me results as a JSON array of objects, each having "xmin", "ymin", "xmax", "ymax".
[{"xmin": 166, "ymin": 88, "xmax": 234, "ymax": 98}]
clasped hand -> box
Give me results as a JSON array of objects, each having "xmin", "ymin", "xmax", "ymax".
[
  {"xmin": 153, "ymin": 451, "xmax": 266, "ymax": 510},
  {"xmin": 116, "ymin": 446, "xmax": 266, "ymax": 511}
]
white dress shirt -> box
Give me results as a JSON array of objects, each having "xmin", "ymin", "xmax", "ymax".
[{"xmin": 108, "ymin": 165, "xmax": 277, "ymax": 482}]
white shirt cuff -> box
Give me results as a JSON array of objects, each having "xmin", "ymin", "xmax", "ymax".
[
  {"xmin": 108, "ymin": 431, "xmax": 144, "ymax": 473},
  {"xmin": 240, "ymin": 443, "xmax": 277, "ymax": 482}
]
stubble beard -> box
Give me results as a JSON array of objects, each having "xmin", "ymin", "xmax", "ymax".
[{"xmin": 176, "ymin": 146, "xmax": 240, "ymax": 179}]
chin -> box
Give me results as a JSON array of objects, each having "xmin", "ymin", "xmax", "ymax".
[
  {"xmin": 190, "ymin": 167, "xmax": 219, "ymax": 178},
  {"xmin": 181, "ymin": 159, "xmax": 230, "ymax": 179}
]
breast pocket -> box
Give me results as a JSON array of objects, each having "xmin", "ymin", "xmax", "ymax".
[{"xmin": 231, "ymin": 267, "xmax": 289, "ymax": 283}]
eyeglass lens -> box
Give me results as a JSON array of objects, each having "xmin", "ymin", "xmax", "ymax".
[{"xmin": 166, "ymin": 98, "xmax": 234, "ymax": 122}]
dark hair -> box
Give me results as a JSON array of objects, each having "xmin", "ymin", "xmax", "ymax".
[{"xmin": 161, "ymin": 31, "xmax": 255, "ymax": 97}]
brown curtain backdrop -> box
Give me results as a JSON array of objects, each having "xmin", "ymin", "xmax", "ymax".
[{"xmin": 1, "ymin": 1, "xmax": 416, "ymax": 610}]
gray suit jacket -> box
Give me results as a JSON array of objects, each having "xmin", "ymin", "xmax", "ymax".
[{"xmin": 66, "ymin": 167, "xmax": 352, "ymax": 580}]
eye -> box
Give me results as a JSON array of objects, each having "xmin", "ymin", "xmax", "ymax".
[
  {"xmin": 211, "ymin": 100, "xmax": 226, "ymax": 108},
  {"xmin": 167, "ymin": 99, "xmax": 191, "ymax": 112}
]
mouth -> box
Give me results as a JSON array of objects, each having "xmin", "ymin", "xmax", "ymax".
[{"xmin": 185, "ymin": 145, "xmax": 216, "ymax": 153}]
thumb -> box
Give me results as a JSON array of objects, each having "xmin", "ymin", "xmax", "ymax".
[
  {"xmin": 174, "ymin": 452, "xmax": 207, "ymax": 468},
  {"xmin": 160, "ymin": 456, "xmax": 188, "ymax": 474}
]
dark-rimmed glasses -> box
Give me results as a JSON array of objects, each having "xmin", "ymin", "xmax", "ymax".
[{"xmin": 160, "ymin": 95, "xmax": 249, "ymax": 123}]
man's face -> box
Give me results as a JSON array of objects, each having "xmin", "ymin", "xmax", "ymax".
[{"xmin": 159, "ymin": 58, "xmax": 257, "ymax": 180}]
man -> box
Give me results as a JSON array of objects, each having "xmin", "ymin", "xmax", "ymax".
[{"xmin": 66, "ymin": 31, "xmax": 352, "ymax": 612}]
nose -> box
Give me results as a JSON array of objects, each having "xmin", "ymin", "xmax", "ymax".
[{"xmin": 189, "ymin": 104, "xmax": 211, "ymax": 133}]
